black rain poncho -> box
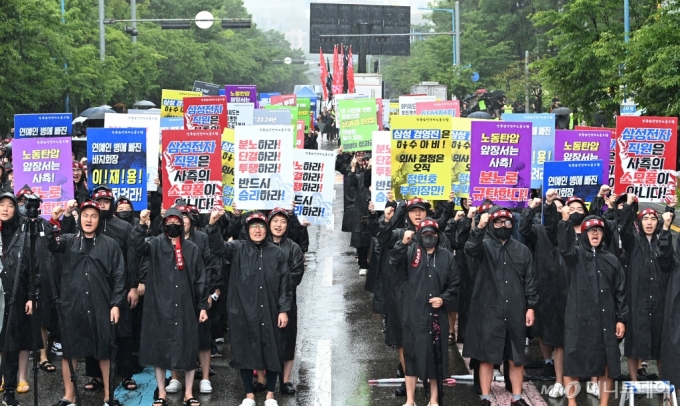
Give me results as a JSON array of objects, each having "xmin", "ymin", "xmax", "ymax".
[{"xmin": 660, "ymin": 239, "xmax": 680, "ymax": 387}]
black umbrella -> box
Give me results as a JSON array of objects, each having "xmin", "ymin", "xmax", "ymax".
[
  {"xmin": 85, "ymin": 108, "xmax": 117, "ymax": 121},
  {"xmin": 79, "ymin": 106, "xmax": 115, "ymax": 117},
  {"xmin": 468, "ymin": 111, "xmax": 493, "ymax": 119},
  {"xmin": 133, "ymin": 100, "xmax": 156, "ymax": 108},
  {"xmin": 552, "ymin": 107, "xmax": 572, "ymax": 115}
]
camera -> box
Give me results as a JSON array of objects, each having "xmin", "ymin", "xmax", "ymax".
[{"xmin": 23, "ymin": 193, "xmax": 42, "ymax": 219}]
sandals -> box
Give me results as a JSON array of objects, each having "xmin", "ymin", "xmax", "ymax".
[
  {"xmin": 16, "ymin": 381, "xmax": 29, "ymax": 393},
  {"xmin": 121, "ymin": 378, "xmax": 138, "ymax": 391},
  {"xmin": 85, "ymin": 378, "xmax": 102, "ymax": 391},
  {"xmin": 184, "ymin": 398, "xmax": 200, "ymax": 406},
  {"xmin": 40, "ymin": 360, "xmax": 57, "ymax": 373},
  {"xmin": 152, "ymin": 399, "xmax": 167, "ymax": 406},
  {"xmin": 448, "ymin": 333, "xmax": 455, "ymax": 344}
]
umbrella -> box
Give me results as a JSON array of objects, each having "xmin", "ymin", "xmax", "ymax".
[
  {"xmin": 552, "ymin": 107, "xmax": 572, "ymax": 115},
  {"xmin": 468, "ymin": 111, "xmax": 493, "ymax": 119},
  {"xmin": 72, "ymin": 116, "xmax": 87, "ymax": 125},
  {"xmin": 474, "ymin": 89, "xmax": 487, "ymax": 95},
  {"xmin": 85, "ymin": 108, "xmax": 116, "ymax": 121},
  {"xmin": 79, "ymin": 106, "xmax": 115, "ymax": 118},
  {"xmin": 133, "ymin": 100, "xmax": 156, "ymax": 108}
]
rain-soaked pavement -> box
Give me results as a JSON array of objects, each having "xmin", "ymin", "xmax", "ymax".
[{"xmin": 16, "ymin": 144, "xmax": 673, "ymax": 406}]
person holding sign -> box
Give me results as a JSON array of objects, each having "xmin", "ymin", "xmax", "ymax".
[
  {"xmin": 619, "ymin": 207, "xmax": 674, "ymax": 382},
  {"xmin": 206, "ymin": 209, "xmax": 291, "ymax": 406},
  {"xmin": 557, "ymin": 208, "xmax": 628, "ymax": 406},
  {"xmin": 463, "ymin": 207, "xmax": 537, "ymax": 406}
]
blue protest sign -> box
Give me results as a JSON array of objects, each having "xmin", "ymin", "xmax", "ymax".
[
  {"xmin": 253, "ymin": 109, "xmax": 292, "ymax": 126},
  {"xmin": 543, "ymin": 160, "xmax": 604, "ymax": 203},
  {"xmin": 87, "ymin": 128, "xmax": 148, "ymax": 210},
  {"xmin": 160, "ymin": 117, "xmax": 184, "ymax": 131},
  {"xmin": 14, "ymin": 113, "xmax": 73, "ymax": 139},
  {"xmin": 502, "ymin": 113, "xmax": 556, "ymax": 188},
  {"xmin": 259, "ymin": 92, "xmax": 281, "ymax": 105}
]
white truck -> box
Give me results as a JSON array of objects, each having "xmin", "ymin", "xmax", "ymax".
[{"xmin": 410, "ymin": 81, "xmax": 448, "ymax": 101}]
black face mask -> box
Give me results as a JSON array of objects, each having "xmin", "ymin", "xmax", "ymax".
[
  {"xmin": 100, "ymin": 208, "xmax": 113, "ymax": 219},
  {"xmin": 117, "ymin": 211, "xmax": 133, "ymax": 222},
  {"xmin": 164, "ymin": 224, "xmax": 182, "ymax": 238},
  {"xmin": 421, "ymin": 234, "xmax": 438, "ymax": 249},
  {"xmin": 569, "ymin": 212, "xmax": 586, "ymax": 225},
  {"xmin": 493, "ymin": 227, "xmax": 513, "ymax": 241}
]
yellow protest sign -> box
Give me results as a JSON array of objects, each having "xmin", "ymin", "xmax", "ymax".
[
  {"xmin": 161, "ymin": 89, "xmax": 201, "ymax": 118},
  {"xmin": 391, "ymin": 115, "xmax": 452, "ymax": 201},
  {"xmin": 221, "ymin": 128, "xmax": 235, "ymax": 212},
  {"xmin": 451, "ymin": 118, "xmax": 473, "ymax": 202}
]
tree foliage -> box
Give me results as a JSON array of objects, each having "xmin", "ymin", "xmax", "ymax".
[{"xmin": 0, "ymin": 0, "xmax": 308, "ymax": 134}]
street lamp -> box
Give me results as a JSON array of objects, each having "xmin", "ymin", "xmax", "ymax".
[{"xmin": 418, "ymin": 3, "xmax": 461, "ymax": 66}]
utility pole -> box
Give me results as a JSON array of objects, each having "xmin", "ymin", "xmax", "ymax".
[
  {"xmin": 455, "ymin": 1, "xmax": 461, "ymax": 67},
  {"xmin": 131, "ymin": 0, "xmax": 137, "ymax": 43},
  {"xmin": 99, "ymin": 0, "xmax": 105, "ymax": 61},
  {"xmin": 525, "ymin": 51, "xmax": 530, "ymax": 113}
]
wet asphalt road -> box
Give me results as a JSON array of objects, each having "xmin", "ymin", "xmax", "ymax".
[{"xmin": 15, "ymin": 141, "xmax": 673, "ymax": 406}]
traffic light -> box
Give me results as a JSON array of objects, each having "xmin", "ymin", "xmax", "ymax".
[
  {"xmin": 161, "ymin": 21, "xmax": 192, "ymax": 29},
  {"xmin": 124, "ymin": 26, "xmax": 138, "ymax": 36},
  {"xmin": 221, "ymin": 18, "xmax": 251, "ymax": 29}
]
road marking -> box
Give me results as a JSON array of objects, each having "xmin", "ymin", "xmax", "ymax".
[
  {"xmin": 313, "ymin": 340, "xmax": 332, "ymax": 406},
  {"xmin": 323, "ymin": 257, "xmax": 333, "ymax": 286},
  {"xmin": 115, "ymin": 367, "xmax": 170, "ymax": 406},
  {"xmin": 672, "ymin": 224, "xmax": 680, "ymax": 233}
]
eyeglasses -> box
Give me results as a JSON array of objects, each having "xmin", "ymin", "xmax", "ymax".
[
  {"xmin": 249, "ymin": 223, "xmax": 266, "ymax": 230},
  {"xmin": 493, "ymin": 219, "xmax": 513, "ymax": 228},
  {"xmin": 586, "ymin": 228, "xmax": 603, "ymax": 235}
]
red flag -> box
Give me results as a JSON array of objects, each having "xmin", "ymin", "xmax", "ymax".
[
  {"xmin": 333, "ymin": 45, "xmax": 344, "ymax": 96},
  {"xmin": 332, "ymin": 45, "xmax": 341, "ymax": 96},
  {"xmin": 319, "ymin": 48, "xmax": 328, "ymax": 100},
  {"xmin": 347, "ymin": 46, "xmax": 355, "ymax": 93}
]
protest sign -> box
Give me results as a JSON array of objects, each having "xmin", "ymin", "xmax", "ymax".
[
  {"xmin": 554, "ymin": 130, "xmax": 610, "ymax": 185},
  {"xmin": 259, "ymin": 92, "xmax": 280, "ymax": 106},
  {"xmin": 297, "ymin": 98, "xmax": 311, "ymax": 134},
  {"xmin": 264, "ymin": 105, "xmax": 299, "ymax": 126},
  {"xmin": 13, "ymin": 137, "xmax": 73, "ymax": 219},
  {"xmin": 391, "ymin": 116, "xmax": 452, "ymax": 201},
  {"xmin": 451, "ymin": 118, "xmax": 473, "ymax": 205},
  {"xmin": 576, "ymin": 126, "xmax": 616, "ymax": 187},
  {"xmin": 376, "ymin": 98, "xmax": 384, "ymax": 130},
  {"xmin": 271, "ymin": 94, "xmax": 297, "ymax": 107},
  {"xmin": 161, "ymin": 130, "xmax": 222, "ymax": 211},
  {"xmin": 104, "ymin": 113, "xmax": 160, "ymax": 192},
  {"xmin": 614, "ymin": 116, "xmax": 678, "ymax": 203},
  {"xmin": 543, "ymin": 160, "xmax": 604, "ymax": 202},
  {"xmin": 227, "ymin": 103, "xmax": 255, "ymax": 129},
  {"xmin": 224, "ymin": 85, "xmax": 257, "ymax": 103},
  {"xmin": 14, "ymin": 113, "xmax": 72, "ymax": 139},
  {"xmin": 193, "ymin": 80, "xmax": 220, "ymax": 96},
  {"xmin": 128, "ymin": 109, "xmax": 159, "ymax": 115},
  {"xmin": 470, "ymin": 121, "xmax": 532, "ymax": 208},
  {"xmin": 398, "ymin": 95, "xmax": 435, "ymax": 116},
  {"xmin": 337, "ymin": 98, "xmax": 378, "ymax": 152},
  {"xmin": 292, "ymin": 149, "xmax": 335, "ymax": 226},
  {"xmin": 296, "ymin": 121, "xmax": 305, "ymax": 149},
  {"xmin": 183, "ymin": 96, "xmax": 227, "ymax": 130},
  {"xmin": 383, "ymin": 100, "xmax": 393, "ymax": 128},
  {"xmin": 416, "ymin": 100, "xmax": 460, "ymax": 117},
  {"xmin": 371, "ymin": 131, "xmax": 392, "ymax": 210},
  {"xmin": 502, "ymin": 113, "xmax": 555, "ymax": 188},
  {"xmin": 253, "ymin": 109, "xmax": 291, "ymax": 126},
  {"xmin": 234, "ymin": 125, "xmax": 294, "ymax": 210},
  {"xmin": 160, "ymin": 117, "xmax": 184, "ymax": 131},
  {"xmin": 221, "ymin": 129, "xmax": 235, "ymax": 212},
  {"xmin": 87, "ymin": 128, "xmax": 147, "ymax": 210},
  {"xmin": 161, "ymin": 89, "xmax": 201, "ymax": 118}
]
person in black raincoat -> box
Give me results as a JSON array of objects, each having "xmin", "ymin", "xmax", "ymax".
[
  {"xmin": 133, "ymin": 208, "xmax": 208, "ymax": 406},
  {"xmin": 620, "ymin": 206, "xmax": 674, "ymax": 381},
  {"xmin": 557, "ymin": 209, "xmax": 628, "ymax": 406},
  {"xmin": 347, "ymin": 153, "xmax": 371, "ymax": 275},
  {"xmin": 390, "ymin": 218, "xmax": 459, "ymax": 406},
  {"xmin": 72, "ymin": 161, "xmax": 89, "ymax": 206},
  {"xmin": 519, "ymin": 190, "xmax": 567, "ymax": 397},
  {"xmin": 114, "ymin": 196, "xmax": 136, "ymax": 226},
  {"xmin": 48, "ymin": 200, "xmax": 125, "ymax": 406},
  {"xmin": 463, "ymin": 206, "xmax": 537, "ymax": 406},
  {"xmin": 660, "ymin": 235, "xmax": 680, "ymax": 388},
  {"xmin": 0, "ymin": 192, "xmax": 34, "ymax": 406},
  {"xmin": 336, "ymin": 148, "xmax": 356, "ymax": 234},
  {"xmin": 267, "ymin": 208, "xmax": 305, "ymax": 395},
  {"xmin": 206, "ymin": 209, "xmax": 291, "ymax": 406}
]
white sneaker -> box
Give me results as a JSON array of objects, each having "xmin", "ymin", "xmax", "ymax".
[
  {"xmin": 215, "ymin": 337, "xmax": 225, "ymax": 343},
  {"xmin": 264, "ymin": 399, "xmax": 279, "ymax": 406},
  {"xmin": 165, "ymin": 379, "xmax": 182, "ymax": 393},
  {"xmin": 548, "ymin": 383, "xmax": 564, "ymax": 398},
  {"xmin": 199, "ymin": 379, "xmax": 212, "ymax": 394},
  {"xmin": 586, "ymin": 382, "xmax": 600, "ymax": 397},
  {"xmin": 239, "ymin": 399, "xmax": 256, "ymax": 406},
  {"xmin": 359, "ymin": 269, "xmax": 367, "ymax": 276}
]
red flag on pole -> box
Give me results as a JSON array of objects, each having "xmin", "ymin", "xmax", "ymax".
[
  {"xmin": 319, "ymin": 48, "xmax": 328, "ymax": 100},
  {"xmin": 347, "ymin": 46, "xmax": 355, "ymax": 94},
  {"xmin": 332, "ymin": 45, "xmax": 341, "ymax": 97},
  {"xmin": 334, "ymin": 45, "xmax": 344, "ymax": 96}
]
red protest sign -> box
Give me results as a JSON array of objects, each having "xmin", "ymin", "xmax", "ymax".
[
  {"xmin": 271, "ymin": 94, "xmax": 297, "ymax": 107},
  {"xmin": 296, "ymin": 120, "xmax": 305, "ymax": 149},
  {"xmin": 183, "ymin": 96, "xmax": 227, "ymax": 130},
  {"xmin": 162, "ymin": 129, "xmax": 223, "ymax": 211}
]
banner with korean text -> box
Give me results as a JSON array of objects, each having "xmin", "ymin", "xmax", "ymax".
[
  {"xmin": 161, "ymin": 89, "xmax": 201, "ymax": 117},
  {"xmin": 543, "ymin": 160, "xmax": 605, "ymax": 202},
  {"xmin": 296, "ymin": 121, "xmax": 305, "ymax": 149},
  {"xmin": 614, "ymin": 116, "xmax": 678, "ymax": 203},
  {"xmin": 183, "ymin": 96, "xmax": 227, "ymax": 130},
  {"xmin": 575, "ymin": 126, "xmax": 616, "ymax": 187},
  {"xmin": 371, "ymin": 131, "xmax": 392, "ymax": 211},
  {"xmin": 297, "ymin": 98, "xmax": 311, "ymax": 134},
  {"xmin": 451, "ymin": 118, "xmax": 473, "ymax": 206},
  {"xmin": 221, "ymin": 129, "xmax": 235, "ymax": 212},
  {"xmin": 338, "ymin": 98, "xmax": 378, "ymax": 152},
  {"xmin": 391, "ymin": 116, "xmax": 452, "ymax": 201},
  {"xmin": 399, "ymin": 95, "xmax": 435, "ymax": 116},
  {"xmin": 224, "ymin": 85, "xmax": 257, "ymax": 103},
  {"xmin": 104, "ymin": 113, "xmax": 160, "ymax": 192},
  {"xmin": 87, "ymin": 128, "xmax": 147, "ymax": 210},
  {"xmin": 271, "ymin": 94, "xmax": 297, "ymax": 107},
  {"xmin": 554, "ymin": 130, "xmax": 610, "ymax": 186},
  {"xmin": 234, "ymin": 125, "xmax": 294, "ymax": 210},
  {"xmin": 227, "ymin": 103, "xmax": 255, "ymax": 129},
  {"xmin": 416, "ymin": 100, "xmax": 460, "ymax": 118},
  {"xmin": 13, "ymin": 137, "xmax": 73, "ymax": 219},
  {"xmin": 502, "ymin": 113, "xmax": 555, "ymax": 188},
  {"xmin": 161, "ymin": 130, "xmax": 222, "ymax": 212},
  {"xmin": 292, "ymin": 149, "xmax": 335, "ymax": 226},
  {"xmin": 254, "ymin": 109, "xmax": 291, "ymax": 126},
  {"xmin": 14, "ymin": 113, "xmax": 72, "ymax": 139},
  {"xmin": 470, "ymin": 121, "xmax": 532, "ymax": 208}
]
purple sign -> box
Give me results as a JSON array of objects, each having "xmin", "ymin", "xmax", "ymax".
[
  {"xmin": 224, "ymin": 85, "xmax": 257, "ymax": 103},
  {"xmin": 554, "ymin": 130, "xmax": 610, "ymax": 187},
  {"xmin": 13, "ymin": 137, "xmax": 74, "ymax": 219},
  {"xmin": 470, "ymin": 121, "xmax": 532, "ymax": 208}
]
